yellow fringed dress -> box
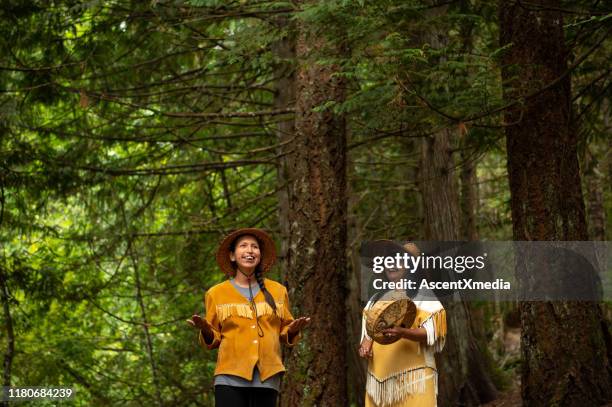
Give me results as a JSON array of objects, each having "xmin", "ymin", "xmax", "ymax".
[{"xmin": 362, "ymin": 297, "xmax": 446, "ymax": 407}]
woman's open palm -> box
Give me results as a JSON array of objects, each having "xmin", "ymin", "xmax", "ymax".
[{"xmin": 186, "ymin": 314, "xmax": 213, "ymax": 337}]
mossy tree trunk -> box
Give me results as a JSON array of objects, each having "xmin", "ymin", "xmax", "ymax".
[
  {"xmin": 280, "ymin": 2, "xmax": 348, "ymax": 405},
  {"xmin": 499, "ymin": 1, "xmax": 612, "ymax": 404}
]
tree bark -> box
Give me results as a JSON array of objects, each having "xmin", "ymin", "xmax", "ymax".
[
  {"xmin": 460, "ymin": 147, "xmax": 479, "ymax": 241},
  {"xmin": 420, "ymin": 131, "xmax": 461, "ymax": 242},
  {"xmin": 272, "ymin": 16, "xmax": 296, "ymax": 282},
  {"xmin": 499, "ymin": 1, "xmax": 612, "ymax": 404},
  {"xmin": 346, "ymin": 124, "xmax": 367, "ymax": 406},
  {"xmin": 412, "ymin": 1, "xmax": 498, "ymax": 401},
  {"xmin": 455, "ymin": 6, "xmax": 499, "ymax": 398},
  {"xmin": 458, "ymin": 141, "xmax": 499, "ymax": 405},
  {"xmin": 605, "ymin": 99, "xmax": 612, "ymax": 198},
  {"xmin": 584, "ymin": 147, "xmax": 606, "ymax": 241},
  {"xmin": 419, "ymin": 129, "xmax": 496, "ymax": 406},
  {"xmin": 280, "ymin": 3, "xmax": 348, "ymax": 405},
  {"xmin": 457, "ymin": 0, "xmax": 480, "ymax": 243},
  {"xmin": 400, "ymin": 135, "xmax": 424, "ymax": 240}
]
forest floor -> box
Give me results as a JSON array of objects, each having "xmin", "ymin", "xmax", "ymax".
[
  {"xmin": 482, "ymin": 386, "xmax": 521, "ymax": 407},
  {"xmin": 483, "ymin": 326, "xmax": 521, "ymax": 407}
]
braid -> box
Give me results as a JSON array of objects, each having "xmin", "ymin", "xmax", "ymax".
[{"xmin": 255, "ymin": 267, "xmax": 278, "ymax": 316}]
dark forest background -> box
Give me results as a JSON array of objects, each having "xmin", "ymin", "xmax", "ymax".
[{"xmin": 0, "ymin": 0, "xmax": 611, "ymax": 406}]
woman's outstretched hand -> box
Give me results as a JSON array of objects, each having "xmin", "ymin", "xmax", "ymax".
[
  {"xmin": 186, "ymin": 314, "xmax": 213, "ymax": 338},
  {"xmin": 287, "ymin": 317, "xmax": 311, "ymax": 335}
]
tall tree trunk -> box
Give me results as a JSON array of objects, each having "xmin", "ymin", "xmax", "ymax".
[
  {"xmin": 272, "ymin": 16, "xmax": 296, "ymax": 282},
  {"xmin": 605, "ymin": 99, "xmax": 612, "ymax": 199},
  {"xmin": 455, "ymin": 8, "xmax": 498, "ymax": 396},
  {"xmin": 499, "ymin": 1, "xmax": 612, "ymax": 405},
  {"xmin": 346, "ymin": 124, "xmax": 367, "ymax": 407},
  {"xmin": 420, "ymin": 131, "xmax": 461, "ymax": 242},
  {"xmin": 419, "ymin": 129, "xmax": 496, "ymax": 406},
  {"xmin": 584, "ymin": 146, "xmax": 606, "ymax": 241},
  {"xmin": 457, "ymin": 0, "xmax": 480, "ymax": 243},
  {"xmin": 400, "ymin": 135, "xmax": 424, "ymax": 240},
  {"xmin": 413, "ymin": 2, "xmax": 497, "ymax": 402},
  {"xmin": 460, "ymin": 146, "xmax": 479, "ymax": 241},
  {"xmin": 280, "ymin": 3, "xmax": 348, "ymax": 405},
  {"xmin": 459, "ymin": 139, "xmax": 499, "ymax": 404}
]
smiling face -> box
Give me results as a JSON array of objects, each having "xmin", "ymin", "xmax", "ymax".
[
  {"xmin": 229, "ymin": 235, "xmax": 261, "ymax": 275},
  {"xmin": 384, "ymin": 264, "xmax": 408, "ymax": 283}
]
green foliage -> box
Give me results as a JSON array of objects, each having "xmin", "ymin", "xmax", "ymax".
[{"xmin": 0, "ymin": 0, "xmax": 609, "ymax": 404}]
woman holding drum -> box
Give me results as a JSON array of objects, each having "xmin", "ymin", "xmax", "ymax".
[{"xmin": 359, "ymin": 240, "xmax": 446, "ymax": 407}]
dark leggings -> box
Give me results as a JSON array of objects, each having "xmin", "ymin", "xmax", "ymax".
[{"xmin": 214, "ymin": 385, "xmax": 278, "ymax": 407}]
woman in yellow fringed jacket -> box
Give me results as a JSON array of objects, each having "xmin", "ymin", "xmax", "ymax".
[
  {"xmin": 359, "ymin": 241, "xmax": 446, "ymax": 407},
  {"xmin": 187, "ymin": 228, "xmax": 310, "ymax": 407}
]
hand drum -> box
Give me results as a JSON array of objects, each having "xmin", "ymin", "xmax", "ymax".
[{"xmin": 366, "ymin": 292, "xmax": 416, "ymax": 344}]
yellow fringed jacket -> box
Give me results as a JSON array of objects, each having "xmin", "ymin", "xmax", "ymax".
[
  {"xmin": 362, "ymin": 296, "xmax": 447, "ymax": 407},
  {"xmin": 198, "ymin": 278, "xmax": 299, "ymax": 381}
]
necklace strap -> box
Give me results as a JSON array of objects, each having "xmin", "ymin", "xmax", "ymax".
[{"xmin": 239, "ymin": 272, "xmax": 265, "ymax": 338}]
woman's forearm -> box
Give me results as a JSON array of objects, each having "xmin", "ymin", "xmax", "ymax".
[{"xmin": 402, "ymin": 327, "xmax": 427, "ymax": 343}]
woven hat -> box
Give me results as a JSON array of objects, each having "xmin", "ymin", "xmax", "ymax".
[
  {"xmin": 403, "ymin": 242, "xmax": 420, "ymax": 257},
  {"xmin": 216, "ymin": 228, "xmax": 277, "ymax": 276}
]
